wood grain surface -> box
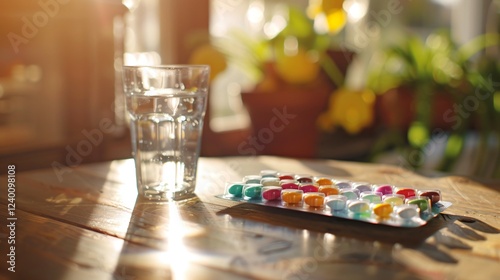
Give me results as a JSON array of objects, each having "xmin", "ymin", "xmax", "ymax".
[{"xmin": 0, "ymin": 156, "xmax": 499, "ymax": 280}]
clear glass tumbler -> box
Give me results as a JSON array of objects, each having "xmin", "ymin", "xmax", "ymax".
[{"xmin": 122, "ymin": 65, "xmax": 210, "ymax": 201}]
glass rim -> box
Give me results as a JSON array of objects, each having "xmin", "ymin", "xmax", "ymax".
[{"xmin": 122, "ymin": 64, "xmax": 210, "ymax": 70}]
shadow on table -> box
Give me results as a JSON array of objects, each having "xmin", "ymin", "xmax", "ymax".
[{"xmin": 218, "ymin": 203, "xmax": 499, "ymax": 264}]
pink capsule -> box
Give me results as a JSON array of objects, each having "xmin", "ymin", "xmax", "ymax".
[
  {"xmin": 262, "ymin": 187, "xmax": 282, "ymax": 201},
  {"xmin": 299, "ymin": 184, "xmax": 319, "ymax": 193},
  {"xmin": 281, "ymin": 180, "xmax": 299, "ymax": 190},
  {"xmin": 374, "ymin": 185, "xmax": 393, "ymax": 195}
]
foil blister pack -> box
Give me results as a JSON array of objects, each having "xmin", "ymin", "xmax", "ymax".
[{"xmin": 218, "ymin": 170, "xmax": 452, "ymax": 227}]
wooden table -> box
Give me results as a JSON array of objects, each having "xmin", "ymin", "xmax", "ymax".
[{"xmin": 1, "ymin": 156, "xmax": 499, "ymax": 280}]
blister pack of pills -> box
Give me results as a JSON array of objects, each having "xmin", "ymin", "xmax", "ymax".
[{"xmin": 218, "ymin": 170, "xmax": 452, "ymax": 227}]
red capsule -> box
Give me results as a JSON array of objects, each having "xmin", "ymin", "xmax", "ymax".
[
  {"xmin": 419, "ymin": 191, "xmax": 441, "ymax": 205},
  {"xmin": 395, "ymin": 188, "xmax": 416, "ymax": 198},
  {"xmin": 278, "ymin": 173, "xmax": 295, "ymax": 180}
]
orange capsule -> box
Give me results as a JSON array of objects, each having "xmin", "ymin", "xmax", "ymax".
[
  {"xmin": 281, "ymin": 190, "xmax": 303, "ymax": 204},
  {"xmin": 316, "ymin": 177, "xmax": 334, "ymax": 186},
  {"xmin": 318, "ymin": 186, "xmax": 339, "ymax": 196},
  {"xmin": 303, "ymin": 193, "xmax": 325, "ymax": 207}
]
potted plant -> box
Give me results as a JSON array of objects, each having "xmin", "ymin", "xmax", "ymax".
[
  {"xmin": 216, "ymin": 4, "xmax": 354, "ymax": 158},
  {"xmin": 365, "ymin": 30, "xmax": 500, "ymax": 175}
]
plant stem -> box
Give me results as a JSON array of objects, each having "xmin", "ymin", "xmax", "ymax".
[{"xmin": 319, "ymin": 51, "xmax": 344, "ymax": 88}]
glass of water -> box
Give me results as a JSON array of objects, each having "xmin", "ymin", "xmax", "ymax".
[{"xmin": 122, "ymin": 65, "xmax": 210, "ymax": 201}]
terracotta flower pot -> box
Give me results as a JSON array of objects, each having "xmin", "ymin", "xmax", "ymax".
[
  {"xmin": 376, "ymin": 86, "xmax": 456, "ymax": 130},
  {"xmin": 241, "ymin": 84, "xmax": 331, "ymax": 158},
  {"xmin": 240, "ymin": 50, "xmax": 354, "ymax": 158}
]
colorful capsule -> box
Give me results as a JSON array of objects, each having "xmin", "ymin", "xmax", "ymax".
[
  {"xmin": 360, "ymin": 192, "xmax": 382, "ymax": 204},
  {"xmin": 353, "ymin": 183, "xmax": 372, "ymax": 193},
  {"xmin": 347, "ymin": 200, "xmax": 370, "ymax": 213},
  {"xmin": 395, "ymin": 205, "xmax": 419, "ymax": 219},
  {"xmin": 295, "ymin": 175, "xmax": 314, "ymax": 183},
  {"xmin": 316, "ymin": 177, "xmax": 334, "ymax": 186},
  {"xmin": 243, "ymin": 175, "xmax": 262, "ymax": 184},
  {"xmin": 335, "ymin": 181, "xmax": 352, "ymax": 189},
  {"xmin": 260, "ymin": 170, "xmax": 278, "ymax": 178},
  {"xmin": 340, "ymin": 189, "xmax": 358, "ymax": 200},
  {"xmin": 281, "ymin": 189, "xmax": 303, "ymax": 204},
  {"xmin": 318, "ymin": 186, "xmax": 339, "ymax": 196},
  {"xmin": 278, "ymin": 173, "xmax": 295, "ymax": 180},
  {"xmin": 261, "ymin": 177, "xmax": 280, "ymax": 186},
  {"xmin": 299, "ymin": 183, "xmax": 319, "ymax": 193},
  {"xmin": 280, "ymin": 180, "xmax": 299, "ymax": 190},
  {"xmin": 243, "ymin": 184, "xmax": 262, "ymax": 200},
  {"xmin": 418, "ymin": 190, "xmax": 441, "ymax": 205},
  {"xmin": 325, "ymin": 195, "xmax": 347, "ymax": 211},
  {"xmin": 374, "ymin": 184, "xmax": 393, "ymax": 195},
  {"xmin": 303, "ymin": 192, "xmax": 325, "ymax": 207},
  {"xmin": 407, "ymin": 198, "xmax": 430, "ymax": 212},
  {"xmin": 383, "ymin": 194, "xmax": 405, "ymax": 206},
  {"xmin": 373, "ymin": 203, "xmax": 393, "ymax": 219},
  {"xmin": 225, "ymin": 182, "xmax": 244, "ymax": 197},
  {"xmin": 262, "ymin": 186, "xmax": 282, "ymax": 201},
  {"xmin": 395, "ymin": 188, "xmax": 416, "ymax": 198}
]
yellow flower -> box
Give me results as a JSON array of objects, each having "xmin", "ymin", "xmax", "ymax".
[
  {"xmin": 275, "ymin": 48, "xmax": 320, "ymax": 85},
  {"xmin": 318, "ymin": 88, "xmax": 375, "ymax": 134},
  {"xmin": 321, "ymin": 0, "xmax": 344, "ymax": 11},
  {"xmin": 307, "ymin": 0, "xmax": 346, "ymax": 34},
  {"xmin": 306, "ymin": 0, "xmax": 323, "ymax": 18},
  {"xmin": 324, "ymin": 8, "xmax": 347, "ymax": 34},
  {"xmin": 189, "ymin": 44, "xmax": 227, "ymax": 81}
]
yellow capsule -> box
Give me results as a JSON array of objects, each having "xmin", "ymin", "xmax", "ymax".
[
  {"xmin": 383, "ymin": 196, "xmax": 404, "ymax": 206},
  {"xmin": 373, "ymin": 203, "xmax": 393, "ymax": 219}
]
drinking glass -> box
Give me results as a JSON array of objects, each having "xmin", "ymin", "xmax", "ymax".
[{"xmin": 122, "ymin": 65, "xmax": 210, "ymax": 201}]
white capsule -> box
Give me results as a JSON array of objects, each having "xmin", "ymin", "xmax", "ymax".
[{"xmin": 395, "ymin": 205, "xmax": 419, "ymax": 219}]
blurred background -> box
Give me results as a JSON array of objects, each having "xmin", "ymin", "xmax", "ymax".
[{"xmin": 0, "ymin": 0, "xmax": 499, "ymax": 180}]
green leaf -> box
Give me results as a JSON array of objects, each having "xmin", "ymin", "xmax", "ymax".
[
  {"xmin": 408, "ymin": 121, "xmax": 430, "ymax": 148},
  {"xmin": 280, "ymin": 6, "xmax": 314, "ymax": 39},
  {"xmin": 458, "ymin": 33, "xmax": 500, "ymax": 62},
  {"xmin": 444, "ymin": 134, "xmax": 464, "ymax": 158}
]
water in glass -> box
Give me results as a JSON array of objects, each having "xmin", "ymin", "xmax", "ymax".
[{"xmin": 126, "ymin": 89, "xmax": 207, "ymax": 200}]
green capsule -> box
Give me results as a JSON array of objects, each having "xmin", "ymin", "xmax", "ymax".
[
  {"xmin": 348, "ymin": 200, "xmax": 370, "ymax": 213},
  {"xmin": 408, "ymin": 198, "xmax": 429, "ymax": 211},
  {"xmin": 243, "ymin": 184, "xmax": 262, "ymax": 199},
  {"xmin": 227, "ymin": 183, "xmax": 244, "ymax": 197},
  {"xmin": 361, "ymin": 193, "xmax": 382, "ymax": 204},
  {"xmin": 243, "ymin": 175, "xmax": 261, "ymax": 184}
]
